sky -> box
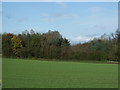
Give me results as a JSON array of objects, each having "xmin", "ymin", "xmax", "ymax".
[
  {"xmin": 2, "ymin": 2, "xmax": 118, "ymax": 44},
  {"xmin": 0, "ymin": 2, "xmax": 2, "ymax": 33}
]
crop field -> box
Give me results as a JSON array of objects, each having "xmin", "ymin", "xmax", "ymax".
[
  {"xmin": 0, "ymin": 57, "xmax": 2, "ymax": 90},
  {"xmin": 2, "ymin": 58, "xmax": 118, "ymax": 88}
]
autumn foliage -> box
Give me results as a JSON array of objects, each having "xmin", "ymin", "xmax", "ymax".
[{"xmin": 1, "ymin": 29, "xmax": 120, "ymax": 61}]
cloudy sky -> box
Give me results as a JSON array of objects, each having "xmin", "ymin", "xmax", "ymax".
[
  {"xmin": 0, "ymin": 2, "xmax": 1, "ymax": 33},
  {"xmin": 2, "ymin": 2, "xmax": 118, "ymax": 44}
]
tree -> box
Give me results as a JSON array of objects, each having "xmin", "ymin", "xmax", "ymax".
[
  {"xmin": 0, "ymin": 34, "xmax": 2, "ymax": 54},
  {"xmin": 116, "ymin": 29, "xmax": 120, "ymax": 61},
  {"xmin": 2, "ymin": 29, "xmax": 119, "ymax": 61},
  {"xmin": 2, "ymin": 33, "xmax": 14, "ymax": 57},
  {"xmin": 11, "ymin": 35, "xmax": 23, "ymax": 57},
  {"xmin": 61, "ymin": 38, "xmax": 70, "ymax": 59}
]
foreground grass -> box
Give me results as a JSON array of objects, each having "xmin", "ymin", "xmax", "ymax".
[
  {"xmin": 3, "ymin": 58, "xmax": 118, "ymax": 88},
  {"xmin": 0, "ymin": 57, "xmax": 2, "ymax": 89}
]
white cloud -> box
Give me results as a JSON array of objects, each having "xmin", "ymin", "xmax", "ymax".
[
  {"xmin": 93, "ymin": 25, "xmax": 106, "ymax": 29},
  {"xmin": 17, "ymin": 17, "xmax": 29, "ymax": 22},
  {"xmin": 67, "ymin": 35, "xmax": 99, "ymax": 44},
  {"xmin": 68, "ymin": 36, "xmax": 92, "ymax": 44},
  {"xmin": 41, "ymin": 13, "xmax": 79, "ymax": 22},
  {"xmin": 56, "ymin": 2, "xmax": 67, "ymax": 8},
  {"xmin": 88, "ymin": 6, "xmax": 117, "ymax": 15},
  {"xmin": 89, "ymin": 6, "xmax": 105, "ymax": 13}
]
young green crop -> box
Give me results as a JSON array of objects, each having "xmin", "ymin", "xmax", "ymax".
[{"xmin": 2, "ymin": 58, "xmax": 118, "ymax": 88}]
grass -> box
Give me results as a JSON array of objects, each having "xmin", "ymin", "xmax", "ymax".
[
  {"xmin": 0, "ymin": 57, "xmax": 1, "ymax": 90},
  {"xmin": 2, "ymin": 58, "xmax": 118, "ymax": 88}
]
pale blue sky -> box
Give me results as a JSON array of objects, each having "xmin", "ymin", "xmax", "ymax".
[
  {"xmin": 0, "ymin": 2, "xmax": 2, "ymax": 33},
  {"xmin": 2, "ymin": 2, "xmax": 118, "ymax": 44}
]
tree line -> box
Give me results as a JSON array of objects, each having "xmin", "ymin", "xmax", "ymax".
[{"xmin": 1, "ymin": 29, "xmax": 120, "ymax": 61}]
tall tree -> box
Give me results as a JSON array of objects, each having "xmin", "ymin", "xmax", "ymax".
[
  {"xmin": 116, "ymin": 29, "xmax": 120, "ymax": 61},
  {"xmin": 2, "ymin": 33, "xmax": 14, "ymax": 57},
  {"xmin": 11, "ymin": 35, "xmax": 23, "ymax": 57}
]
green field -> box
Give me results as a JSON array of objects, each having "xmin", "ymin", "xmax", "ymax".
[
  {"xmin": 0, "ymin": 57, "xmax": 2, "ymax": 89},
  {"xmin": 2, "ymin": 58, "xmax": 118, "ymax": 88}
]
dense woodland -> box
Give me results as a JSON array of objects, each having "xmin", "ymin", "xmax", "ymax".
[{"xmin": 1, "ymin": 29, "xmax": 120, "ymax": 61}]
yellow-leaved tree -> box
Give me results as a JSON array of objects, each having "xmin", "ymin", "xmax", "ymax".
[{"xmin": 11, "ymin": 35, "xmax": 23, "ymax": 57}]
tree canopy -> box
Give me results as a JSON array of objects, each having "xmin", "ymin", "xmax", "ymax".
[{"xmin": 2, "ymin": 29, "xmax": 119, "ymax": 61}]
